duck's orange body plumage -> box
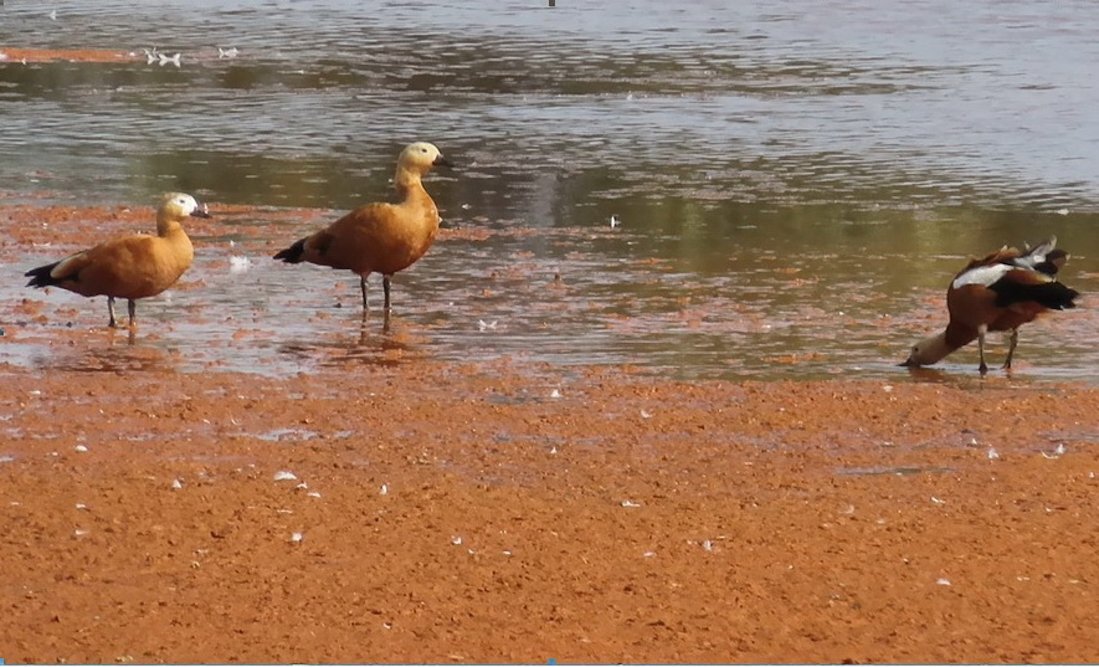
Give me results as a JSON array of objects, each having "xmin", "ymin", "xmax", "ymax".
[
  {"xmin": 903, "ymin": 237, "xmax": 1078, "ymax": 373},
  {"xmin": 25, "ymin": 192, "xmax": 211, "ymax": 328},
  {"xmin": 274, "ymin": 141, "xmax": 450, "ymax": 312}
]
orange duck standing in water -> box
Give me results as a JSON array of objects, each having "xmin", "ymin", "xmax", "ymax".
[
  {"xmin": 902, "ymin": 237, "xmax": 1079, "ymax": 373},
  {"xmin": 25, "ymin": 192, "xmax": 211, "ymax": 329},
  {"xmin": 274, "ymin": 141, "xmax": 451, "ymax": 313}
]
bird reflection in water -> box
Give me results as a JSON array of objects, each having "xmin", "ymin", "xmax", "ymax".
[
  {"xmin": 276, "ymin": 311, "xmax": 427, "ymax": 369},
  {"xmin": 40, "ymin": 331, "xmax": 180, "ymax": 374}
]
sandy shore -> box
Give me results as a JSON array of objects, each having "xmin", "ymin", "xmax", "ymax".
[
  {"xmin": 0, "ymin": 47, "xmax": 138, "ymax": 64},
  {"xmin": 2, "ymin": 200, "xmax": 1098, "ymax": 663},
  {"xmin": 1, "ymin": 358, "xmax": 1098, "ymax": 663}
]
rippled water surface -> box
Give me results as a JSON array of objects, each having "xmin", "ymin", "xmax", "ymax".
[{"xmin": 3, "ymin": 0, "xmax": 1099, "ymax": 380}]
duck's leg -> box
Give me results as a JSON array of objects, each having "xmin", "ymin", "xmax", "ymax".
[
  {"xmin": 977, "ymin": 325, "xmax": 989, "ymax": 375},
  {"xmin": 383, "ymin": 275, "xmax": 392, "ymax": 312},
  {"xmin": 127, "ymin": 299, "xmax": 137, "ymax": 328},
  {"xmin": 360, "ymin": 274, "xmax": 369, "ymax": 311},
  {"xmin": 1003, "ymin": 328, "xmax": 1019, "ymax": 370},
  {"xmin": 358, "ymin": 308, "xmax": 369, "ymax": 344},
  {"xmin": 107, "ymin": 296, "xmax": 118, "ymax": 328}
]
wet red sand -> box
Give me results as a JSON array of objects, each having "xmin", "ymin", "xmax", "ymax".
[
  {"xmin": 2, "ymin": 202, "xmax": 1099, "ymax": 663},
  {"xmin": 0, "ymin": 48, "xmax": 137, "ymax": 64}
]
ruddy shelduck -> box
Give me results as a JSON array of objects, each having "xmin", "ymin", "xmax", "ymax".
[
  {"xmin": 902, "ymin": 237, "xmax": 1079, "ymax": 373},
  {"xmin": 273, "ymin": 141, "xmax": 451, "ymax": 312},
  {"xmin": 25, "ymin": 192, "xmax": 211, "ymax": 328}
]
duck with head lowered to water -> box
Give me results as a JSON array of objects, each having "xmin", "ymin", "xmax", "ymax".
[{"xmin": 901, "ymin": 237, "xmax": 1079, "ymax": 374}]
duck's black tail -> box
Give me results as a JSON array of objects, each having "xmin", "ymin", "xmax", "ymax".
[
  {"xmin": 273, "ymin": 238, "xmax": 306, "ymax": 264},
  {"xmin": 992, "ymin": 279, "xmax": 1079, "ymax": 310},
  {"xmin": 24, "ymin": 261, "xmax": 62, "ymax": 288}
]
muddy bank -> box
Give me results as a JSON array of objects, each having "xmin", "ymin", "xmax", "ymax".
[
  {"xmin": 1, "ymin": 360, "xmax": 1097, "ymax": 663},
  {"xmin": 0, "ymin": 47, "xmax": 137, "ymax": 63}
]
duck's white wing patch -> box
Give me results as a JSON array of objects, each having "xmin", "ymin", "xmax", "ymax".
[{"xmin": 952, "ymin": 263, "xmax": 1013, "ymax": 289}]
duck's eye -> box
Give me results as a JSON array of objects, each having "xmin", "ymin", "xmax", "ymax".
[{"xmin": 420, "ymin": 147, "xmax": 428, "ymax": 153}]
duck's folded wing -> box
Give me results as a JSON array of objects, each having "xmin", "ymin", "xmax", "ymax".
[{"xmin": 989, "ymin": 268, "xmax": 1079, "ymax": 310}]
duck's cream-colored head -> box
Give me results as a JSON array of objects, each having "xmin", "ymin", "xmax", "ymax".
[
  {"xmin": 901, "ymin": 331, "xmax": 953, "ymax": 367},
  {"xmin": 158, "ymin": 192, "xmax": 211, "ymax": 223},
  {"xmin": 396, "ymin": 142, "xmax": 451, "ymax": 174}
]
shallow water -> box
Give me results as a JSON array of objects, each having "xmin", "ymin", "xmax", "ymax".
[{"xmin": 2, "ymin": 0, "xmax": 1099, "ymax": 380}]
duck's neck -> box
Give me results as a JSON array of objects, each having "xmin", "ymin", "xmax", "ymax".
[
  {"xmin": 156, "ymin": 217, "xmax": 186, "ymax": 237},
  {"xmin": 910, "ymin": 331, "xmax": 954, "ymax": 365},
  {"xmin": 393, "ymin": 166, "xmax": 427, "ymax": 201},
  {"xmin": 944, "ymin": 321, "xmax": 977, "ymax": 350},
  {"xmin": 914, "ymin": 323, "xmax": 977, "ymax": 365}
]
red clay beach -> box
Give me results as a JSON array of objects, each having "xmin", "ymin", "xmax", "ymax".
[
  {"xmin": 2, "ymin": 200, "xmax": 1098, "ymax": 663},
  {"xmin": 0, "ymin": 47, "xmax": 209, "ymax": 64}
]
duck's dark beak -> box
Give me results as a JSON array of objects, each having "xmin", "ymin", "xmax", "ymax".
[
  {"xmin": 898, "ymin": 356, "xmax": 917, "ymax": 367},
  {"xmin": 190, "ymin": 202, "xmax": 212, "ymax": 219},
  {"xmin": 433, "ymin": 154, "xmax": 453, "ymax": 169}
]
